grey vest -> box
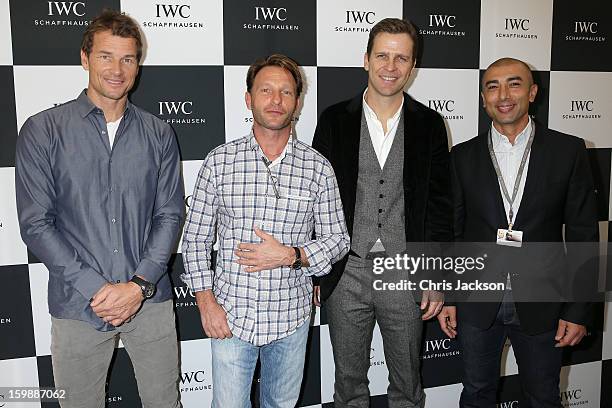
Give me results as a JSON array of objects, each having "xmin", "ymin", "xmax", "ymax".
[{"xmin": 351, "ymin": 111, "xmax": 407, "ymax": 257}]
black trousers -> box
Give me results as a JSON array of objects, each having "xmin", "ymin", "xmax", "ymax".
[{"xmin": 458, "ymin": 290, "xmax": 563, "ymax": 408}]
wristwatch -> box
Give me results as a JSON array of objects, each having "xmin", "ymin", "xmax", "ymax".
[
  {"xmin": 130, "ymin": 276, "xmax": 156, "ymax": 299},
  {"xmin": 290, "ymin": 247, "xmax": 302, "ymax": 270}
]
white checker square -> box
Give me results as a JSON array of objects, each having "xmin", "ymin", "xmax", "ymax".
[
  {"xmin": 316, "ymin": 0, "xmax": 402, "ymax": 67},
  {"xmin": 28, "ymin": 263, "xmax": 51, "ymax": 357},
  {"xmin": 548, "ymin": 71, "xmax": 612, "ymax": 149},
  {"xmin": 0, "ymin": 167, "xmax": 28, "ymax": 266},
  {"xmin": 406, "ymin": 68, "xmax": 480, "ymax": 146},
  {"xmin": 13, "ymin": 66, "xmax": 88, "ymax": 131},
  {"xmin": 479, "ymin": 0, "xmax": 553, "ymax": 70},
  {"xmin": 0, "ymin": 357, "xmax": 40, "ymax": 408},
  {"xmin": 500, "ymin": 338, "xmax": 519, "ymax": 376},
  {"xmin": 603, "ymin": 297, "xmax": 612, "ymax": 360},
  {"xmin": 424, "ymin": 382, "xmax": 463, "ymax": 408},
  {"xmin": 559, "ymin": 361, "xmax": 601, "ymax": 408},
  {"xmin": 223, "ymin": 65, "xmax": 317, "ymax": 146},
  {"xmin": 121, "ymin": 0, "xmax": 224, "ymax": 66},
  {"xmin": 178, "ymin": 338, "xmax": 213, "ymax": 407},
  {"xmin": 320, "ymin": 323, "xmax": 389, "ymax": 403},
  {"xmin": 0, "ymin": 0, "xmax": 12, "ymax": 65}
]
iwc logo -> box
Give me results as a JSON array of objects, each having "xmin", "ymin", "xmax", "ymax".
[
  {"xmin": 334, "ymin": 10, "xmax": 376, "ymax": 33},
  {"xmin": 141, "ymin": 4, "xmax": 205, "ymax": 30},
  {"xmin": 420, "ymin": 14, "xmax": 465, "ymax": 37},
  {"xmin": 496, "ymin": 17, "xmax": 537, "ymax": 39},
  {"xmin": 563, "ymin": 100, "xmax": 601, "ymax": 120},
  {"xmin": 34, "ymin": 1, "xmax": 90, "ymax": 27},
  {"xmin": 422, "ymin": 338, "xmax": 459, "ymax": 360},
  {"xmin": 243, "ymin": 7, "xmax": 298, "ymax": 31},
  {"xmin": 173, "ymin": 285, "xmax": 197, "ymax": 308},
  {"xmin": 566, "ymin": 21, "xmax": 605, "ymax": 42},
  {"xmin": 428, "ymin": 99, "xmax": 463, "ymax": 120},
  {"xmin": 158, "ymin": 101, "xmax": 206, "ymax": 125},
  {"xmin": 496, "ymin": 400, "xmax": 519, "ymax": 408},
  {"xmin": 180, "ymin": 370, "xmax": 213, "ymax": 392},
  {"xmin": 561, "ymin": 388, "xmax": 586, "ymax": 407},
  {"xmin": 369, "ymin": 347, "xmax": 385, "ymax": 367}
]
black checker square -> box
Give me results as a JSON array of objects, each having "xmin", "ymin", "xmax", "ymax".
[
  {"xmin": 602, "ymin": 358, "xmax": 612, "ymax": 408},
  {"xmin": 297, "ymin": 325, "xmax": 322, "ymax": 407},
  {"xmin": 106, "ymin": 347, "xmax": 142, "ymax": 407},
  {"xmin": 9, "ymin": 0, "xmax": 120, "ymax": 65},
  {"xmin": 551, "ymin": 0, "xmax": 612, "ymax": 72},
  {"xmin": 421, "ymin": 319, "xmax": 462, "ymax": 388},
  {"xmin": 0, "ymin": 264, "xmax": 35, "ymax": 360},
  {"xmin": 37, "ymin": 355, "xmax": 61, "ymax": 408},
  {"xmin": 167, "ymin": 253, "xmax": 206, "ymax": 341},
  {"xmin": 129, "ymin": 66, "xmax": 225, "ymax": 161},
  {"xmin": 316, "ymin": 67, "xmax": 367, "ymax": 118},
  {"xmin": 404, "ymin": 0, "xmax": 481, "ymax": 69},
  {"xmin": 223, "ymin": 0, "xmax": 316, "ymax": 66},
  {"xmin": 478, "ymin": 70, "xmax": 549, "ymax": 136},
  {"xmin": 0, "ymin": 65, "xmax": 17, "ymax": 167}
]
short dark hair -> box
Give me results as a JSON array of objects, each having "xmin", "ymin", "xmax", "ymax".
[
  {"xmin": 366, "ymin": 18, "xmax": 419, "ymax": 61},
  {"xmin": 81, "ymin": 9, "xmax": 143, "ymax": 62},
  {"xmin": 246, "ymin": 54, "xmax": 303, "ymax": 97},
  {"xmin": 482, "ymin": 57, "xmax": 535, "ymax": 89}
]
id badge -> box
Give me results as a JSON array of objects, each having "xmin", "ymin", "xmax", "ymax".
[{"xmin": 496, "ymin": 229, "xmax": 523, "ymax": 247}]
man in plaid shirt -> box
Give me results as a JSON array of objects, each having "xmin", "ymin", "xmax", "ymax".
[{"xmin": 181, "ymin": 54, "xmax": 349, "ymax": 407}]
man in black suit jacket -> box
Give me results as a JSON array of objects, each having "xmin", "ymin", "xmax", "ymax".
[
  {"xmin": 312, "ymin": 18, "xmax": 452, "ymax": 407},
  {"xmin": 438, "ymin": 57, "xmax": 598, "ymax": 407}
]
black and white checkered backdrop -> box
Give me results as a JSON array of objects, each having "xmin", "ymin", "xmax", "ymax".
[{"xmin": 1, "ymin": 0, "xmax": 611, "ymax": 407}]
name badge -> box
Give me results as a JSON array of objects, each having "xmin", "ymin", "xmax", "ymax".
[{"xmin": 496, "ymin": 229, "xmax": 523, "ymax": 247}]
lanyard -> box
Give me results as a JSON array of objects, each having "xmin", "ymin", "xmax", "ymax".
[{"xmin": 487, "ymin": 124, "xmax": 535, "ymax": 230}]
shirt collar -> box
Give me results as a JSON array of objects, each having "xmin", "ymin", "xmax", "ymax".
[
  {"xmin": 362, "ymin": 88, "xmax": 404, "ymax": 125},
  {"xmin": 75, "ymin": 89, "xmax": 132, "ymax": 120},
  {"xmin": 247, "ymin": 129, "xmax": 296, "ymax": 159},
  {"xmin": 491, "ymin": 116, "xmax": 532, "ymax": 148}
]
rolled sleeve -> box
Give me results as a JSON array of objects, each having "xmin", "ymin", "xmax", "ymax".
[
  {"xmin": 301, "ymin": 172, "xmax": 350, "ymax": 277},
  {"xmin": 181, "ymin": 159, "xmax": 218, "ymax": 292}
]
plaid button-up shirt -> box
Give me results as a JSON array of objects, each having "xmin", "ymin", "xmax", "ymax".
[{"xmin": 181, "ymin": 133, "xmax": 349, "ymax": 345}]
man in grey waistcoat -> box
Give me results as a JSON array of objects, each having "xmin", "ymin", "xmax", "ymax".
[{"xmin": 311, "ymin": 18, "xmax": 453, "ymax": 407}]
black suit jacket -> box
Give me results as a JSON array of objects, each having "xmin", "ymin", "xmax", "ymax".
[
  {"xmin": 312, "ymin": 92, "xmax": 453, "ymax": 300},
  {"xmin": 451, "ymin": 124, "xmax": 598, "ymax": 334}
]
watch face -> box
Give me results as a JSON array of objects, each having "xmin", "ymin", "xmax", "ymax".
[{"xmin": 144, "ymin": 284, "xmax": 155, "ymax": 298}]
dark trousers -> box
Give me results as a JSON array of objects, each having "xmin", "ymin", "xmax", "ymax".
[
  {"xmin": 458, "ymin": 291, "xmax": 562, "ymax": 408},
  {"xmin": 326, "ymin": 255, "xmax": 424, "ymax": 408}
]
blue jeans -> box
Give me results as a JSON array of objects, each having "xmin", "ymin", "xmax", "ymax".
[{"xmin": 211, "ymin": 319, "xmax": 310, "ymax": 408}]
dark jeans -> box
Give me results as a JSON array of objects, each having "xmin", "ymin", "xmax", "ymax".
[{"xmin": 458, "ymin": 291, "xmax": 562, "ymax": 408}]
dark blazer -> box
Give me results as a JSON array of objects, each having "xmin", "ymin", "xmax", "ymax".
[
  {"xmin": 451, "ymin": 124, "xmax": 598, "ymax": 334},
  {"xmin": 312, "ymin": 92, "xmax": 453, "ymax": 300}
]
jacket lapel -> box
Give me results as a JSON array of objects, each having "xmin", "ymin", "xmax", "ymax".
[
  {"xmin": 339, "ymin": 94, "xmax": 363, "ymax": 219},
  {"xmin": 478, "ymin": 131, "xmax": 508, "ymax": 228}
]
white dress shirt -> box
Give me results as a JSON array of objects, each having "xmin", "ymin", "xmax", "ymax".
[
  {"xmin": 491, "ymin": 117, "xmax": 533, "ymax": 227},
  {"xmin": 362, "ymin": 89, "xmax": 404, "ymax": 168}
]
